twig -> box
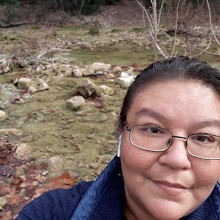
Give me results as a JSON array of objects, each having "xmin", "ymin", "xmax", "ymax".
[
  {"xmin": 153, "ymin": 0, "xmax": 158, "ymax": 60},
  {"xmin": 193, "ymin": 37, "xmax": 212, "ymax": 57},
  {"xmin": 205, "ymin": 0, "xmax": 220, "ymax": 46},
  {"xmin": 171, "ymin": 0, "xmax": 181, "ymax": 57},
  {"xmin": 135, "ymin": 0, "xmax": 168, "ymax": 59},
  {"xmin": 157, "ymin": 0, "xmax": 165, "ymax": 26},
  {"xmin": 37, "ymin": 48, "xmax": 72, "ymax": 60}
]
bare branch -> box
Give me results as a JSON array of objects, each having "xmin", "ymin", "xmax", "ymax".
[
  {"xmin": 205, "ymin": 0, "xmax": 220, "ymax": 46},
  {"xmin": 193, "ymin": 37, "xmax": 212, "ymax": 57},
  {"xmin": 135, "ymin": 0, "xmax": 154, "ymax": 31},
  {"xmin": 153, "ymin": 0, "xmax": 158, "ymax": 60},
  {"xmin": 157, "ymin": 0, "xmax": 166, "ymax": 26},
  {"xmin": 171, "ymin": 0, "xmax": 181, "ymax": 57},
  {"xmin": 37, "ymin": 48, "xmax": 72, "ymax": 60}
]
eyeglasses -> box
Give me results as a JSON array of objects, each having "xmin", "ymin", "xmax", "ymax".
[{"xmin": 125, "ymin": 124, "xmax": 220, "ymax": 160}]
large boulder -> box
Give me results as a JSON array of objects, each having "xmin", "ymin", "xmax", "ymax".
[
  {"xmin": 66, "ymin": 96, "xmax": 86, "ymax": 111},
  {"xmin": 76, "ymin": 79, "xmax": 97, "ymax": 98}
]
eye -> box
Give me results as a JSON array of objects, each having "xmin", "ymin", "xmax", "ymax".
[
  {"xmin": 141, "ymin": 125, "xmax": 165, "ymax": 134},
  {"xmin": 191, "ymin": 134, "xmax": 214, "ymax": 144}
]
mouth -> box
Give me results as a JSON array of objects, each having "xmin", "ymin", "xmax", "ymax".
[{"xmin": 152, "ymin": 180, "xmax": 188, "ymax": 196}]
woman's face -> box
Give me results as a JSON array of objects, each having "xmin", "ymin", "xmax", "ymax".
[{"xmin": 121, "ymin": 80, "xmax": 220, "ymax": 220}]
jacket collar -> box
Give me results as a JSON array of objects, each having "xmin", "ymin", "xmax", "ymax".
[{"xmin": 71, "ymin": 156, "xmax": 124, "ymax": 220}]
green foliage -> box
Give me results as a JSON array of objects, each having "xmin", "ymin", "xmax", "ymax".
[
  {"xmin": 0, "ymin": 33, "xmax": 8, "ymax": 41},
  {"xmin": 88, "ymin": 26, "xmax": 100, "ymax": 35},
  {"xmin": 142, "ymin": 0, "xmax": 219, "ymax": 10},
  {"xmin": 0, "ymin": 0, "xmax": 20, "ymax": 23},
  {"xmin": 31, "ymin": 26, "xmax": 40, "ymax": 30},
  {"xmin": 0, "ymin": 0, "xmax": 18, "ymax": 4},
  {"xmin": 54, "ymin": 0, "xmax": 121, "ymax": 16},
  {"xmin": 130, "ymin": 27, "xmax": 145, "ymax": 33},
  {"xmin": 111, "ymin": 28, "xmax": 123, "ymax": 33}
]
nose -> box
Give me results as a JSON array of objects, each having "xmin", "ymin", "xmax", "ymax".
[{"xmin": 158, "ymin": 136, "xmax": 191, "ymax": 170}]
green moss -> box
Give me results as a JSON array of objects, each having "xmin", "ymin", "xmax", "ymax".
[
  {"xmin": 111, "ymin": 28, "xmax": 123, "ymax": 33},
  {"xmin": 57, "ymin": 26, "xmax": 89, "ymax": 32},
  {"xmin": 31, "ymin": 26, "xmax": 40, "ymax": 30},
  {"xmin": 0, "ymin": 34, "xmax": 8, "ymax": 41},
  {"xmin": 88, "ymin": 27, "xmax": 100, "ymax": 36},
  {"xmin": 130, "ymin": 27, "xmax": 145, "ymax": 33}
]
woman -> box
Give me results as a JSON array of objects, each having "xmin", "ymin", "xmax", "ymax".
[{"xmin": 16, "ymin": 56, "xmax": 220, "ymax": 220}]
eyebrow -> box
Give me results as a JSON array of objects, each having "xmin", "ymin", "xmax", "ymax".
[
  {"xmin": 135, "ymin": 108, "xmax": 167, "ymax": 122},
  {"xmin": 192, "ymin": 120, "xmax": 220, "ymax": 130},
  {"xmin": 135, "ymin": 108, "xmax": 220, "ymax": 129}
]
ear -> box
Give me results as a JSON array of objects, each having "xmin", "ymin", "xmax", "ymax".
[{"xmin": 117, "ymin": 133, "xmax": 123, "ymax": 157}]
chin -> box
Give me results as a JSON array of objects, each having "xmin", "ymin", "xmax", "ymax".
[{"xmin": 146, "ymin": 202, "xmax": 194, "ymax": 220}]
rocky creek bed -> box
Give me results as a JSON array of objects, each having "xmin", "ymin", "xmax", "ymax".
[{"xmin": 0, "ymin": 25, "xmax": 219, "ymax": 218}]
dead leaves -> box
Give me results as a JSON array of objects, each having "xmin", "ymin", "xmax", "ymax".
[{"xmin": 0, "ymin": 138, "xmax": 76, "ymax": 219}]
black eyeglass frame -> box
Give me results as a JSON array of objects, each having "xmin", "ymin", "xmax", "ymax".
[{"xmin": 125, "ymin": 125, "xmax": 220, "ymax": 160}]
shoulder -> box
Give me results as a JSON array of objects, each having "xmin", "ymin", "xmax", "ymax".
[{"xmin": 15, "ymin": 181, "xmax": 93, "ymax": 220}]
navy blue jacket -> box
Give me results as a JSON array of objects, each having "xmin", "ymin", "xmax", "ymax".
[{"xmin": 16, "ymin": 156, "xmax": 220, "ymax": 220}]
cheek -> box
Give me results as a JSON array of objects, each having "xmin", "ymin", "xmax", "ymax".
[
  {"xmin": 191, "ymin": 160, "xmax": 220, "ymax": 186},
  {"xmin": 120, "ymin": 135, "xmax": 158, "ymax": 176}
]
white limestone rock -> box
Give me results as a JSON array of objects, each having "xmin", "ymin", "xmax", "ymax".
[{"xmin": 66, "ymin": 96, "xmax": 86, "ymax": 111}]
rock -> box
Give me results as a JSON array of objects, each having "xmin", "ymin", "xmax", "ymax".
[
  {"xmin": 89, "ymin": 163, "xmax": 100, "ymax": 169},
  {"xmin": 90, "ymin": 62, "xmax": 111, "ymax": 74},
  {"xmin": 36, "ymin": 79, "xmax": 49, "ymax": 91},
  {"xmin": 48, "ymin": 156, "xmax": 64, "ymax": 177},
  {"xmin": 120, "ymin": 71, "xmax": 129, "ymax": 78},
  {"xmin": 118, "ymin": 75, "xmax": 135, "ymax": 88},
  {"xmin": 82, "ymin": 62, "xmax": 111, "ymax": 76},
  {"xmin": 17, "ymin": 78, "xmax": 49, "ymax": 93},
  {"xmin": 66, "ymin": 96, "xmax": 86, "ymax": 111},
  {"xmin": 17, "ymin": 78, "xmax": 33, "ymax": 90},
  {"xmin": 82, "ymin": 65, "xmax": 95, "ymax": 76},
  {"xmin": 0, "ymin": 196, "xmax": 8, "ymax": 209},
  {"xmin": 28, "ymin": 85, "xmax": 37, "ymax": 93},
  {"xmin": 0, "ymin": 84, "xmax": 20, "ymax": 104},
  {"xmin": 108, "ymin": 73, "xmax": 115, "ymax": 79},
  {"xmin": 15, "ymin": 143, "xmax": 32, "ymax": 156},
  {"xmin": 98, "ymin": 85, "xmax": 114, "ymax": 96},
  {"xmin": 0, "ymin": 110, "xmax": 7, "ymax": 121},
  {"xmin": 72, "ymin": 66, "xmax": 83, "ymax": 77},
  {"xmin": 112, "ymin": 66, "xmax": 122, "ymax": 73},
  {"xmin": 127, "ymin": 67, "xmax": 134, "ymax": 76},
  {"xmin": 0, "ymin": 128, "xmax": 22, "ymax": 135},
  {"xmin": 76, "ymin": 79, "xmax": 97, "ymax": 98},
  {"xmin": 68, "ymin": 171, "xmax": 80, "ymax": 178},
  {"xmin": 58, "ymin": 64, "xmax": 73, "ymax": 76}
]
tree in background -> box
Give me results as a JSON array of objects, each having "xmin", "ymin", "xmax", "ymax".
[
  {"xmin": 0, "ymin": 0, "xmax": 20, "ymax": 23},
  {"xmin": 136, "ymin": 0, "xmax": 220, "ymax": 60}
]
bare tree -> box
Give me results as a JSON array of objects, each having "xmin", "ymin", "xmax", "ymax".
[{"xmin": 135, "ymin": 0, "xmax": 220, "ymax": 60}]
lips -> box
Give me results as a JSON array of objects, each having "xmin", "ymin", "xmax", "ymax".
[{"xmin": 152, "ymin": 180, "xmax": 189, "ymax": 196}]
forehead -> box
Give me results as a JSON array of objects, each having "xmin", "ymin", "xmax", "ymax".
[{"xmin": 127, "ymin": 80, "xmax": 220, "ymax": 126}]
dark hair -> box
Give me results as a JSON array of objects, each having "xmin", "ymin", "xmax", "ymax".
[{"xmin": 117, "ymin": 56, "xmax": 220, "ymax": 133}]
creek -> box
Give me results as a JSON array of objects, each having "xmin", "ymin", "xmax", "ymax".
[{"xmin": 0, "ymin": 26, "xmax": 219, "ymax": 181}]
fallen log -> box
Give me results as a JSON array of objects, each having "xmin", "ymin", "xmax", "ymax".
[{"xmin": 0, "ymin": 21, "xmax": 30, "ymax": 28}]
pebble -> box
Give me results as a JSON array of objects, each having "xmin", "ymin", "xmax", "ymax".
[
  {"xmin": 0, "ymin": 196, "xmax": 8, "ymax": 209},
  {"xmin": 0, "ymin": 110, "xmax": 7, "ymax": 121}
]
